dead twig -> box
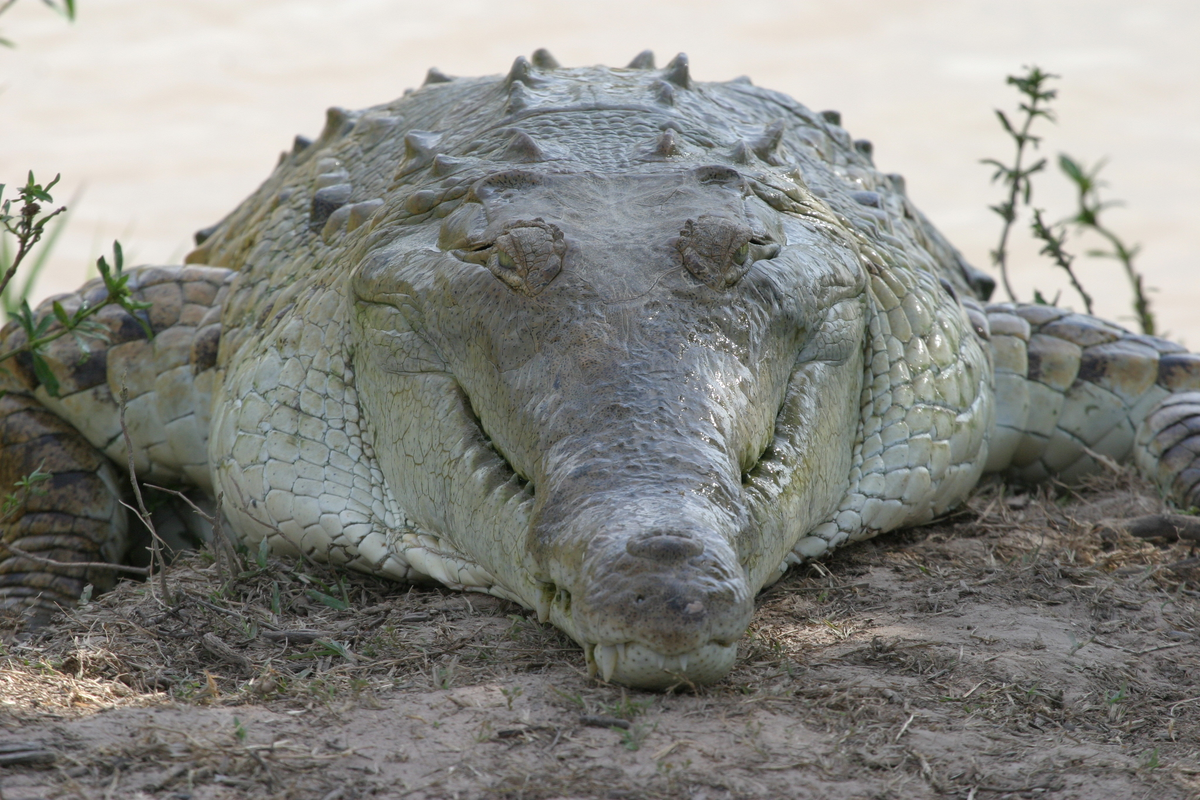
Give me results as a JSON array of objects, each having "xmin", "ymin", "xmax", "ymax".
[
  {"xmin": 119, "ymin": 383, "xmax": 170, "ymax": 605},
  {"xmin": 144, "ymin": 484, "xmax": 243, "ymax": 580},
  {"xmin": 200, "ymin": 632, "xmax": 253, "ymax": 673},
  {"xmin": 1, "ymin": 541, "xmax": 150, "ymax": 576}
]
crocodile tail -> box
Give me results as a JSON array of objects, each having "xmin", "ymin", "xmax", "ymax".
[{"xmin": 982, "ymin": 302, "xmax": 1200, "ymax": 506}]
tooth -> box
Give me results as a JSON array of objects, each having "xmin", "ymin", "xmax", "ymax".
[
  {"xmin": 586, "ymin": 644, "xmax": 598, "ymax": 678},
  {"xmin": 533, "ymin": 585, "xmax": 551, "ymax": 623},
  {"xmin": 678, "ymin": 654, "xmax": 689, "ymax": 672},
  {"xmin": 596, "ymin": 644, "xmax": 618, "ymax": 682},
  {"xmin": 655, "ymin": 652, "xmax": 666, "ymax": 670}
]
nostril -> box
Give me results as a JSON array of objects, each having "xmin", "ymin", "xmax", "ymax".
[{"xmin": 625, "ymin": 532, "xmax": 705, "ymax": 562}]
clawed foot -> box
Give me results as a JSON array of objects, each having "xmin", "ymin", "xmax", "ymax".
[{"xmin": 1137, "ymin": 391, "xmax": 1200, "ymax": 510}]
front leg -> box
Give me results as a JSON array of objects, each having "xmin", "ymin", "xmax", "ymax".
[{"xmin": 983, "ymin": 302, "xmax": 1200, "ymax": 505}]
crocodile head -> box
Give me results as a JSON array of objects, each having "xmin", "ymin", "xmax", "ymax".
[{"xmin": 352, "ymin": 159, "xmax": 867, "ymax": 688}]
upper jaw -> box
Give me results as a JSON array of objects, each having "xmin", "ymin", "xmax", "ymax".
[{"xmin": 533, "ymin": 490, "xmax": 755, "ymax": 688}]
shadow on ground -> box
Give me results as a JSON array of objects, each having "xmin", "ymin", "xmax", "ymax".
[{"xmin": 2, "ymin": 469, "xmax": 1198, "ymax": 799}]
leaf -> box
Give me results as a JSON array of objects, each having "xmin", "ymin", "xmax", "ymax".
[
  {"xmin": 22, "ymin": 171, "xmax": 57, "ymax": 203},
  {"xmin": 1058, "ymin": 153, "xmax": 1086, "ymax": 186},
  {"xmin": 51, "ymin": 301, "xmax": 70, "ymax": 328},
  {"xmin": 314, "ymin": 639, "xmax": 355, "ymax": 661},
  {"xmin": 993, "ymin": 109, "xmax": 1015, "ymax": 136},
  {"xmin": 987, "ymin": 203, "xmax": 1015, "ymax": 223},
  {"xmin": 31, "ymin": 352, "xmax": 60, "ymax": 397},
  {"xmin": 306, "ymin": 589, "xmax": 349, "ymax": 611}
]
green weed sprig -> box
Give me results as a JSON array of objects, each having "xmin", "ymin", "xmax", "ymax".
[
  {"xmin": 0, "ymin": 233, "xmax": 150, "ymax": 397},
  {"xmin": 1030, "ymin": 208, "xmax": 1092, "ymax": 315},
  {"xmin": 982, "ymin": 66, "xmax": 1058, "ymax": 302},
  {"xmin": 985, "ymin": 66, "xmax": 1155, "ymax": 334},
  {"xmin": 0, "ymin": 0, "xmax": 76, "ymax": 48},
  {"xmin": 1058, "ymin": 154, "xmax": 1155, "ymax": 334},
  {"xmin": 0, "ymin": 172, "xmax": 68, "ymax": 307}
]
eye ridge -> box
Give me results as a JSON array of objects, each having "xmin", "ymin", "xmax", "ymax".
[
  {"xmin": 465, "ymin": 218, "xmax": 566, "ymax": 297},
  {"xmin": 675, "ymin": 214, "xmax": 777, "ymax": 289}
]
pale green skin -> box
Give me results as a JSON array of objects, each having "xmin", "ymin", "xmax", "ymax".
[{"xmin": 14, "ymin": 54, "xmax": 1200, "ymax": 689}]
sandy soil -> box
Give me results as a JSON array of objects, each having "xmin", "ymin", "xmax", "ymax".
[
  {"xmin": 2, "ymin": 470, "xmax": 1198, "ymax": 799},
  {"xmin": 0, "ymin": 0, "xmax": 1198, "ymax": 342}
]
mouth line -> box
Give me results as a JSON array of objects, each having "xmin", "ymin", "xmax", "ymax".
[
  {"xmin": 456, "ymin": 383, "xmax": 536, "ymax": 494},
  {"xmin": 585, "ymin": 639, "xmax": 740, "ymax": 687}
]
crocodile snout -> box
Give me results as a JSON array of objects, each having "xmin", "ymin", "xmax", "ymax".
[
  {"xmin": 561, "ymin": 523, "xmax": 753, "ymax": 688},
  {"xmin": 625, "ymin": 530, "xmax": 706, "ymax": 561}
]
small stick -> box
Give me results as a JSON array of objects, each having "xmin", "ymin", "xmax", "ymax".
[
  {"xmin": 119, "ymin": 384, "xmax": 169, "ymax": 604},
  {"xmin": 1, "ymin": 541, "xmax": 150, "ymax": 576},
  {"xmin": 144, "ymin": 484, "xmax": 244, "ymax": 576}
]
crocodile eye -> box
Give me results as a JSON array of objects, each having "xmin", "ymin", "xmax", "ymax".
[
  {"xmin": 483, "ymin": 218, "xmax": 566, "ymax": 297},
  {"xmin": 675, "ymin": 215, "xmax": 758, "ymax": 289},
  {"xmin": 733, "ymin": 242, "xmax": 751, "ymax": 265}
]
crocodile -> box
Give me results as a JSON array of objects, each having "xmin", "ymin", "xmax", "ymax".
[{"xmin": 3, "ymin": 51, "xmax": 1199, "ymax": 689}]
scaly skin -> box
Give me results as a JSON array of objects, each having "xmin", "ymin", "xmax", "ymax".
[{"xmin": 2, "ymin": 52, "xmax": 1199, "ymax": 689}]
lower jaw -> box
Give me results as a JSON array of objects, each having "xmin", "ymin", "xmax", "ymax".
[{"xmin": 585, "ymin": 640, "xmax": 739, "ymax": 690}]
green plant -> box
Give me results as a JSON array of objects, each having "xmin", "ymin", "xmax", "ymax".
[
  {"xmin": 0, "ymin": 235, "xmax": 150, "ymax": 397},
  {"xmin": 501, "ymin": 685, "xmax": 523, "ymax": 710},
  {"xmin": 0, "ymin": 463, "xmax": 48, "ymax": 521},
  {"xmin": 0, "ymin": 202, "xmax": 72, "ymax": 323},
  {"xmin": 983, "ymin": 66, "xmax": 1058, "ymax": 302},
  {"xmin": 620, "ymin": 721, "xmax": 655, "ymax": 752},
  {"xmin": 0, "ymin": 173, "xmax": 68, "ymax": 317},
  {"xmin": 0, "ymin": 0, "xmax": 76, "ymax": 48},
  {"xmin": 984, "ymin": 65, "xmax": 1155, "ymax": 334},
  {"xmin": 1, "ymin": 2, "xmax": 79, "ymax": 313},
  {"xmin": 1058, "ymin": 154, "xmax": 1154, "ymax": 334},
  {"xmin": 603, "ymin": 692, "xmax": 654, "ymax": 720},
  {"xmin": 1030, "ymin": 207, "xmax": 1092, "ymax": 314}
]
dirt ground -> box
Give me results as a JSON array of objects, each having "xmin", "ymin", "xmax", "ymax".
[{"xmin": 2, "ymin": 468, "xmax": 1198, "ymax": 800}]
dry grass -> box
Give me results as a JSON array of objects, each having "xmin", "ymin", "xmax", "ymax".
[{"xmin": 2, "ymin": 468, "xmax": 1199, "ymax": 799}]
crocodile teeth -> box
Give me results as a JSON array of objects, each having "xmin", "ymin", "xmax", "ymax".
[
  {"xmin": 595, "ymin": 644, "xmax": 618, "ymax": 682},
  {"xmin": 677, "ymin": 654, "xmax": 689, "ymax": 673},
  {"xmin": 655, "ymin": 652, "xmax": 666, "ymax": 670},
  {"xmin": 533, "ymin": 584, "xmax": 552, "ymax": 623}
]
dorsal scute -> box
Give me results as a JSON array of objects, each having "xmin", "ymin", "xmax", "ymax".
[
  {"xmin": 506, "ymin": 55, "xmax": 537, "ymax": 87},
  {"xmin": 662, "ymin": 53, "xmax": 691, "ymax": 88},
  {"xmin": 530, "ymin": 48, "xmax": 561, "ymax": 69},
  {"xmin": 502, "ymin": 129, "xmax": 546, "ymax": 163},
  {"xmin": 627, "ymin": 50, "xmax": 655, "ymax": 69},
  {"xmin": 258, "ymin": 58, "xmax": 985, "ymax": 302}
]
